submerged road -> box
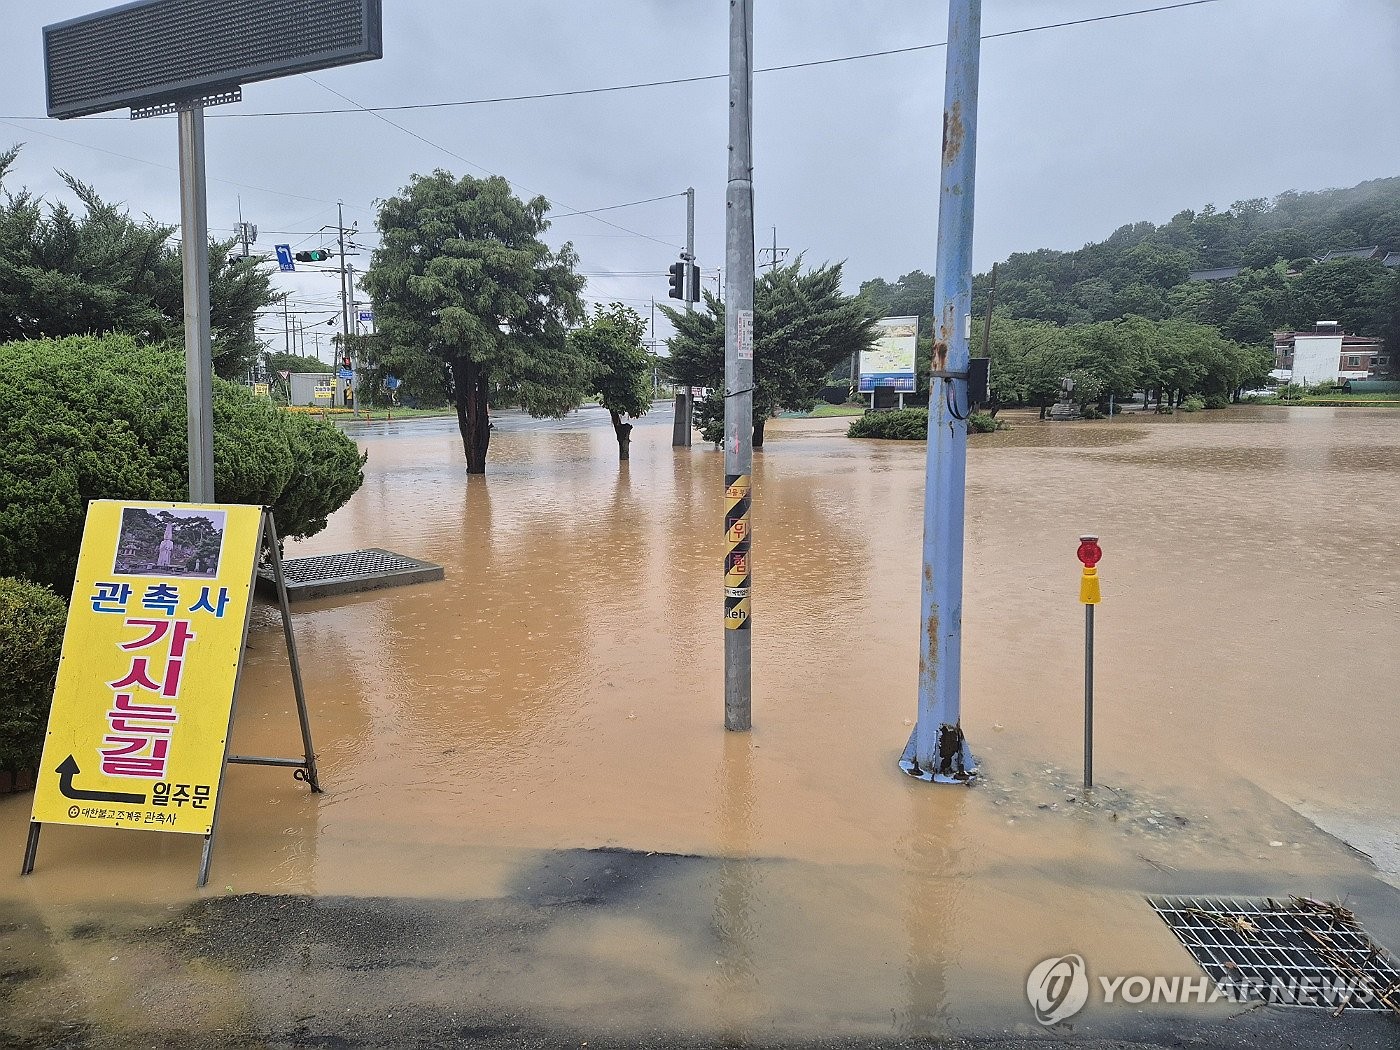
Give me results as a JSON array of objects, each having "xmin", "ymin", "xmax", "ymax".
[
  {"xmin": 340, "ymin": 401, "xmax": 680, "ymax": 440},
  {"xmin": 3, "ymin": 409, "xmax": 1398, "ymax": 1047}
]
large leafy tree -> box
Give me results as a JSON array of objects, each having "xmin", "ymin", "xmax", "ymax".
[
  {"xmin": 361, "ymin": 171, "xmax": 587, "ymax": 473},
  {"xmin": 569, "ymin": 303, "xmax": 652, "ymax": 461},
  {"xmin": 662, "ymin": 259, "xmax": 876, "ymax": 447},
  {"xmin": 0, "ymin": 145, "xmax": 276, "ymax": 379}
]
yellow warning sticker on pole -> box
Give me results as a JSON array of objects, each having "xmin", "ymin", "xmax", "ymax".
[
  {"xmin": 724, "ymin": 474, "xmax": 751, "ymax": 630},
  {"xmin": 30, "ymin": 501, "xmax": 263, "ymax": 836}
]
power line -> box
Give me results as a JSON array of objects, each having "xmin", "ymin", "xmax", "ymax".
[
  {"xmin": 1, "ymin": 1, "xmax": 1226, "ymax": 122},
  {"xmin": 551, "ymin": 192, "xmax": 687, "ymax": 218},
  {"xmin": 300, "ymin": 75, "xmax": 683, "ymax": 250}
]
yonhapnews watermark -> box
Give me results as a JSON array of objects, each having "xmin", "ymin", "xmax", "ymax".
[{"xmin": 1027, "ymin": 954, "xmax": 1383, "ymax": 1025}]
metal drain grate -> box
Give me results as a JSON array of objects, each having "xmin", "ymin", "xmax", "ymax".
[
  {"xmin": 1150, "ymin": 895, "xmax": 1400, "ymax": 1014},
  {"xmin": 256, "ymin": 548, "xmax": 444, "ymax": 602}
]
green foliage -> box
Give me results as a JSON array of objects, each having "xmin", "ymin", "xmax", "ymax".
[
  {"xmin": 273, "ymin": 412, "xmax": 368, "ymax": 538},
  {"xmin": 863, "ymin": 176, "xmax": 1400, "ymax": 342},
  {"xmin": 1180, "ymin": 395, "xmax": 1206, "ymax": 412},
  {"xmin": 660, "ymin": 258, "xmax": 877, "ymax": 440},
  {"xmin": 348, "ymin": 332, "xmax": 448, "ymax": 409},
  {"xmin": 0, "ymin": 145, "xmax": 277, "ymax": 379},
  {"xmin": 0, "ymin": 334, "xmax": 365, "ymax": 594},
  {"xmin": 1203, "ymin": 393, "xmax": 1232, "ymax": 409},
  {"xmin": 847, "ymin": 409, "xmax": 929, "ymax": 440},
  {"xmin": 967, "ymin": 411, "xmax": 1006, "ymax": 432},
  {"xmin": 264, "ymin": 350, "xmax": 332, "ymax": 375},
  {"xmin": 693, "ymin": 389, "xmax": 725, "ymax": 446},
  {"xmin": 570, "ymin": 303, "xmax": 651, "ymax": 419},
  {"xmin": 361, "ymin": 171, "xmax": 587, "ymax": 471},
  {"xmin": 0, "ymin": 577, "xmax": 67, "ymax": 774},
  {"xmin": 983, "ymin": 314, "xmax": 1270, "ymax": 408}
]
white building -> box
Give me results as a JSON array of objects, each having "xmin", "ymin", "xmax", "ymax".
[{"xmin": 1272, "ymin": 322, "xmax": 1388, "ymax": 385}]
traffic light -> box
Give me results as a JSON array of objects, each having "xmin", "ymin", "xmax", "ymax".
[
  {"xmin": 294, "ymin": 248, "xmax": 334, "ymax": 262},
  {"xmin": 688, "ymin": 263, "xmax": 700, "ymax": 303},
  {"xmin": 667, "ymin": 261, "xmax": 685, "ymax": 300}
]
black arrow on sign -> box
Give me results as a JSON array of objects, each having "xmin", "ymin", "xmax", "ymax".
[{"xmin": 55, "ymin": 755, "xmax": 147, "ymax": 805}]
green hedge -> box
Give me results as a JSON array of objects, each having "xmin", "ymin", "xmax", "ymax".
[
  {"xmin": 0, "ymin": 334, "xmax": 366, "ymax": 594},
  {"xmin": 847, "ymin": 409, "xmax": 930, "ymax": 439},
  {"xmin": 0, "ymin": 578, "xmax": 66, "ymax": 774},
  {"xmin": 847, "ymin": 408, "xmax": 1005, "ymax": 439}
]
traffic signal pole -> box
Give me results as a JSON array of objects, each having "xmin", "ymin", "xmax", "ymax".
[
  {"xmin": 684, "ymin": 186, "xmax": 695, "ymax": 447},
  {"xmin": 337, "ymin": 200, "xmax": 351, "ymax": 408},
  {"xmin": 723, "ymin": 0, "xmax": 755, "ymax": 732},
  {"xmin": 900, "ymin": 0, "xmax": 983, "ymax": 783}
]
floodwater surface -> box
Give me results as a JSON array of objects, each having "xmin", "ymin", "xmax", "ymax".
[{"xmin": 2, "ymin": 404, "xmax": 1397, "ymax": 1043}]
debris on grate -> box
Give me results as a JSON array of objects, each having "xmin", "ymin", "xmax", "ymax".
[
  {"xmin": 257, "ymin": 548, "xmax": 444, "ymax": 602},
  {"xmin": 1150, "ymin": 895, "xmax": 1400, "ymax": 1016}
]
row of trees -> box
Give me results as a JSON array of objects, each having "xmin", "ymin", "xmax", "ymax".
[
  {"xmin": 862, "ymin": 177, "xmax": 1400, "ymax": 354},
  {"xmin": 985, "ymin": 316, "xmax": 1273, "ymax": 412},
  {"xmin": 357, "ymin": 173, "xmax": 880, "ymax": 468}
]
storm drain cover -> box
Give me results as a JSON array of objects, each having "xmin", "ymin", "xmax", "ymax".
[
  {"xmin": 256, "ymin": 548, "xmax": 444, "ymax": 602},
  {"xmin": 1150, "ymin": 895, "xmax": 1400, "ymax": 1014}
]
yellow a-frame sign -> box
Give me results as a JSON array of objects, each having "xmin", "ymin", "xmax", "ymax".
[{"xmin": 21, "ymin": 500, "xmax": 320, "ymax": 886}]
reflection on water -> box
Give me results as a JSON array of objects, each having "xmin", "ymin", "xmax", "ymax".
[{"xmin": 3, "ymin": 404, "xmax": 1397, "ymax": 1038}]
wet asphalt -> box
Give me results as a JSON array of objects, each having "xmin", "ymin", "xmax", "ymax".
[{"xmin": 3, "ymin": 847, "xmax": 1397, "ymax": 1049}]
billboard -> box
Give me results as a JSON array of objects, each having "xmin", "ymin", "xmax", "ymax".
[
  {"xmin": 30, "ymin": 501, "xmax": 262, "ymax": 837},
  {"xmin": 44, "ymin": 0, "xmax": 383, "ymax": 119},
  {"xmin": 859, "ymin": 316, "xmax": 919, "ymax": 393}
]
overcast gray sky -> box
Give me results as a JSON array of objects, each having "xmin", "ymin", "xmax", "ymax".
[{"xmin": 2, "ymin": 0, "xmax": 1398, "ymax": 353}]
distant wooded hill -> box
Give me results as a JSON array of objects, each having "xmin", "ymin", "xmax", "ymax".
[{"xmin": 861, "ymin": 175, "xmax": 1400, "ymax": 348}]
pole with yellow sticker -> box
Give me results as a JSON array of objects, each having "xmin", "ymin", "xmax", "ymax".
[{"xmin": 1077, "ymin": 535, "xmax": 1102, "ymax": 789}]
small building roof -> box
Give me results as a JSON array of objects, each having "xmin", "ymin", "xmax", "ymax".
[
  {"xmin": 1187, "ymin": 266, "xmax": 1242, "ymax": 282},
  {"xmin": 1383, "ymin": 251, "xmax": 1400, "ymax": 268},
  {"xmin": 1318, "ymin": 247, "xmax": 1383, "ymax": 263}
]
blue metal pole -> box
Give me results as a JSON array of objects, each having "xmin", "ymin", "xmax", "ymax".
[{"xmin": 900, "ymin": 0, "xmax": 982, "ymax": 783}]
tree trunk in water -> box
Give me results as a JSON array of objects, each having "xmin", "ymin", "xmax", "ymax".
[
  {"xmin": 610, "ymin": 410, "xmax": 633, "ymax": 461},
  {"xmin": 452, "ymin": 357, "xmax": 491, "ymax": 474},
  {"xmin": 752, "ymin": 417, "xmax": 766, "ymax": 449}
]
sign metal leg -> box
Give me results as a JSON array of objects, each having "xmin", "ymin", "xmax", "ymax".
[
  {"xmin": 20, "ymin": 822, "xmax": 41, "ymax": 875},
  {"xmin": 262, "ymin": 513, "xmax": 321, "ymax": 792},
  {"xmin": 197, "ymin": 833, "xmax": 214, "ymax": 888}
]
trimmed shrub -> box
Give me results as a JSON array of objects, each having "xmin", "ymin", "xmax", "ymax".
[
  {"xmin": 848, "ymin": 408, "xmax": 929, "ymax": 440},
  {"xmin": 1180, "ymin": 395, "xmax": 1206, "ymax": 412},
  {"xmin": 849, "ymin": 408, "xmax": 1009, "ymax": 439},
  {"xmin": 0, "ymin": 578, "xmax": 67, "ymax": 775},
  {"xmin": 0, "ymin": 334, "xmax": 366, "ymax": 594},
  {"xmin": 1203, "ymin": 393, "xmax": 1231, "ymax": 409}
]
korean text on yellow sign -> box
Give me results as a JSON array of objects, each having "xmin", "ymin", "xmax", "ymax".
[{"xmin": 30, "ymin": 501, "xmax": 263, "ymax": 836}]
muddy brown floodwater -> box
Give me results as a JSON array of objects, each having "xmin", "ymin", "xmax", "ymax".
[{"xmin": 2, "ymin": 404, "xmax": 1397, "ymax": 1045}]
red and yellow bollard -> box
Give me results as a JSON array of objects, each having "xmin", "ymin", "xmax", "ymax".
[{"xmin": 1077, "ymin": 536, "xmax": 1102, "ymax": 789}]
